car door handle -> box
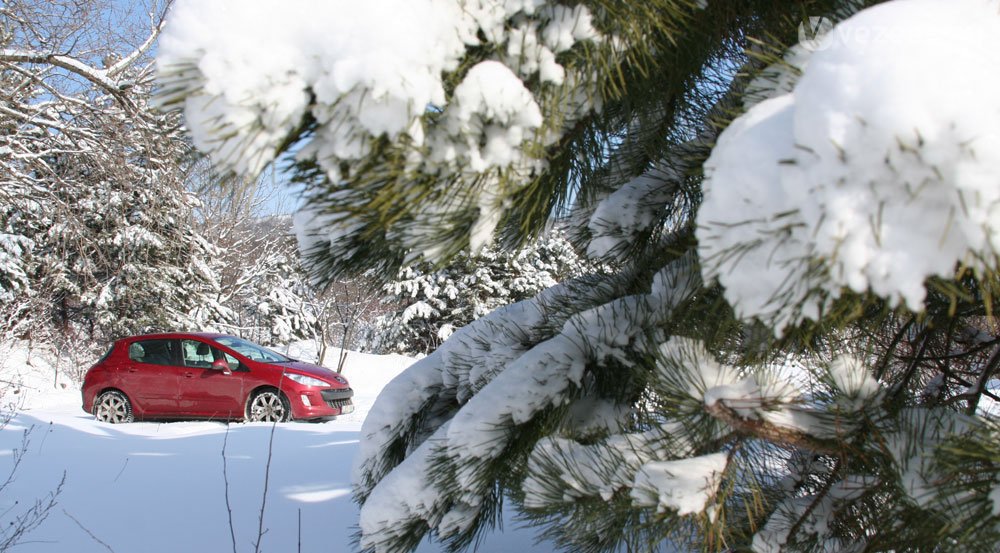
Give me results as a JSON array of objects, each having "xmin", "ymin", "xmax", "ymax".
[
  {"xmin": 184, "ymin": 372, "xmax": 195, "ymax": 378},
  {"xmin": 127, "ymin": 367, "xmax": 138, "ymax": 373}
]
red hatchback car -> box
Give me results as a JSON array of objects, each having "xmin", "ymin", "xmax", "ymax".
[{"xmin": 82, "ymin": 333, "xmax": 354, "ymax": 423}]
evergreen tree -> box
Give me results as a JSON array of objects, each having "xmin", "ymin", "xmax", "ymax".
[
  {"xmin": 0, "ymin": 0, "xmax": 249, "ymax": 343},
  {"xmin": 366, "ymin": 230, "xmax": 593, "ymax": 355},
  {"xmin": 213, "ymin": 216, "xmax": 320, "ymax": 347},
  {"xmin": 158, "ymin": 1, "xmax": 1000, "ymax": 552}
]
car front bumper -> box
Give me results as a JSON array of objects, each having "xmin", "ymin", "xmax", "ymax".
[{"xmin": 291, "ymin": 387, "xmax": 354, "ymax": 420}]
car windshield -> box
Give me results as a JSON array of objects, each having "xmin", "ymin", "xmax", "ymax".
[{"xmin": 214, "ymin": 336, "xmax": 292, "ymax": 363}]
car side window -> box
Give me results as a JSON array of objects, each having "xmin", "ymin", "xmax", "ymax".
[
  {"xmin": 223, "ymin": 352, "xmax": 241, "ymax": 370},
  {"xmin": 180, "ymin": 340, "xmax": 244, "ymax": 371},
  {"xmin": 181, "ymin": 340, "xmax": 217, "ymax": 369},
  {"xmin": 128, "ymin": 339, "xmax": 177, "ymax": 366}
]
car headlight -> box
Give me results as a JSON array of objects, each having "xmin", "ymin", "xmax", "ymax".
[{"xmin": 287, "ymin": 374, "xmax": 328, "ymax": 387}]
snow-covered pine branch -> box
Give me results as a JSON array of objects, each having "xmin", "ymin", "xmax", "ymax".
[{"xmin": 159, "ymin": 0, "xmax": 1000, "ymax": 551}]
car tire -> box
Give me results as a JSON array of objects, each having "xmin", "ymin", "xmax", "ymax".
[
  {"xmin": 94, "ymin": 390, "xmax": 134, "ymax": 424},
  {"xmin": 246, "ymin": 389, "xmax": 291, "ymax": 423}
]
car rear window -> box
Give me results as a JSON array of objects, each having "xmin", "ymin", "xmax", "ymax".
[{"xmin": 128, "ymin": 339, "xmax": 177, "ymax": 366}]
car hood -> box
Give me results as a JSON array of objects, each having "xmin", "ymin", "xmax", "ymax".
[{"xmin": 280, "ymin": 361, "xmax": 347, "ymax": 385}]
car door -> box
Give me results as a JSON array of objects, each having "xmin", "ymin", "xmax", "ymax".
[
  {"xmin": 123, "ymin": 338, "xmax": 184, "ymax": 416},
  {"xmin": 176, "ymin": 339, "xmax": 245, "ymax": 419}
]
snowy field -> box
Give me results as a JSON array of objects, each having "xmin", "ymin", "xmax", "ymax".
[{"xmin": 0, "ymin": 342, "xmax": 546, "ymax": 553}]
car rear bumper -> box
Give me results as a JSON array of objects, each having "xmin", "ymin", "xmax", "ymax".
[{"xmin": 81, "ymin": 389, "xmax": 93, "ymax": 414}]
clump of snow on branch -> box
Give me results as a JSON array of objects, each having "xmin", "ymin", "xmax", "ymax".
[
  {"xmin": 523, "ymin": 419, "xmax": 707, "ymax": 512},
  {"xmin": 886, "ymin": 408, "xmax": 972, "ymax": 509},
  {"xmin": 353, "ymin": 288, "xmax": 567, "ymax": 548},
  {"xmin": 659, "ymin": 337, "xmax": 807, "ymax": 425},
  {"xmin": 658, "ymin": 337, "xmax": 883, "ymax": 447},
  {"xmin": 753, "ymin": 472, "xmax": 879, "ymax": 553},
  {"xmin": 431, "ymin": 61, "xmax": 542, "ymax": 173},
  {"xmin": 502, "ymin": 3, "xmax": 599, "ymax": 84},
  {"xmin": 353, "ymin": 290, "xmax": 558, "ymax": 492},
  {"xmin": 158, "ymin": 0, "xmax": 467, "ymax": 175},
  {"xmin": 827, "ymin": 355, "xmax": 881, "ymax": 410},
  {"xmin": 519, "ymin": 423, "xmax": 728, "ymax": 520},
  {"xmin": 524, "ymin": 430, "xmax": 672, "ymax": 505},
  {"xmin": 698, "ymin": 0, "xmax": 1000, "ymax": 332},
  {"xmin": 587, "ymin": 161, "xmax": 682, "ymax": 261},
  {"xmin": 631, "ymin": 453, "xmax": 728, "ymax": 517}
]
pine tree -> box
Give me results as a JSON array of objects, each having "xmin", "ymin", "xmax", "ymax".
[
  {"xmin": 158, "ymin": 1, "xmax": 1000, "ymax": 552},
  {"xmin": 366, "ymin": 230, "xmax": 593, "ymax": 355}
]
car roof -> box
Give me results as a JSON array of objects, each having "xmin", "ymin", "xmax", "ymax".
[{"xmin": 118, "ymin": 332, "xmax": 230, "ymax": 343}]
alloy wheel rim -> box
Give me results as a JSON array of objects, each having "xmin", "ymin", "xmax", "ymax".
[
  {"xmin": 250, "ymin": 392, "xmax": 286, "ymax": 422},
  {"xmin": 97, "ymin": 395, "xmax": 129, "ymax": 423}
]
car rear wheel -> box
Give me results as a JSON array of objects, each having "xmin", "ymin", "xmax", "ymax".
[
  {"xmin": 94, "ymin": 390, "xmax": 134, "ymax": 424},
  {"xmin": 246, "ymin": 389, "xmax": 291, "ymax": 423}
]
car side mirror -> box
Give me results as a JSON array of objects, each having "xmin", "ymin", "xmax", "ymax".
[{"xmin": 211, "ymin": 359, "xmax": 233, "ymax": 374}]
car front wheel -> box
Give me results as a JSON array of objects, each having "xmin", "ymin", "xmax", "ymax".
[
  {"xmin": 94, "ymin": 390, "xmax": 134, "ymax": 424},
  {"xmin": 246, "ymin": 389, "xmax": 291, "ymax": 423}
]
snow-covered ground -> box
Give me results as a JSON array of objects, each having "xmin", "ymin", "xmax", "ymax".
[{"xmin": 0, "ymin": 342, "xmax": 545, "ymax": 553}]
